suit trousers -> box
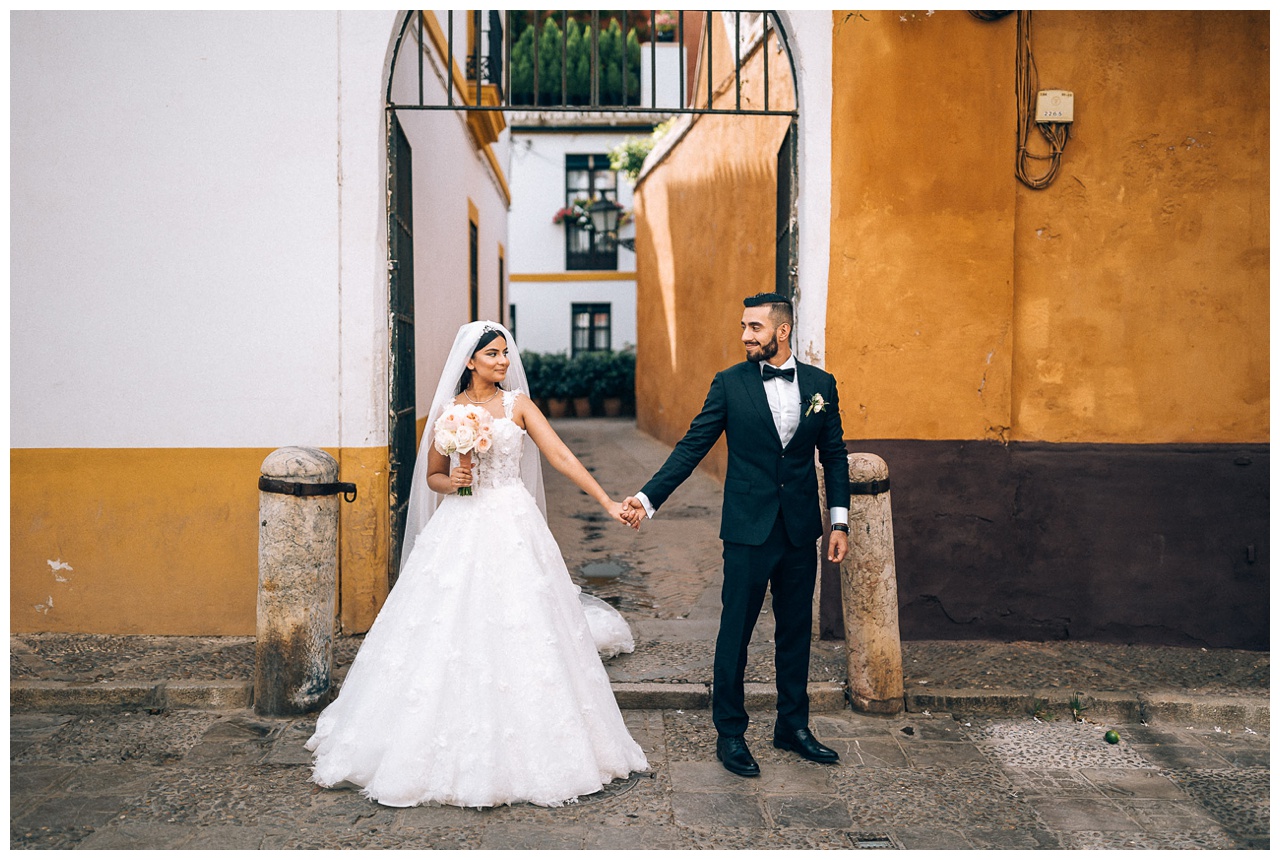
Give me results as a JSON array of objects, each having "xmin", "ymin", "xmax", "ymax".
[{"xmin": 713, "ymin": 511, "xmax": 817, "ymax": 738}]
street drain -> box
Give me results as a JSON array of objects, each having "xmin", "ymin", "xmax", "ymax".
[
  {"xmin": 572, "ymin": 772, "xmax": 645, "ymax": 805},
  {"xmin": 851, "ymin": 833, "xmax": 897, "ymax": 849},
  {"xmin": 579, "ymin": 560, "xmax": 627, "ymax": 579}
]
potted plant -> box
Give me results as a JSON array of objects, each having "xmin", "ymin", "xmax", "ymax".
[
  {"xmin": 522, "ymin": 351, "xmax": 549, "ymax": 413},
  {"xmin": 567, "ymin": 351, "xmax": 597, "ymax": 417},
  {"xmin": 614, "ymin": 348, "xmax": 636, "ymax": 416},
  {"xmin": 541, "ymin": 352, "xmax": 571, "ymax": 418}
]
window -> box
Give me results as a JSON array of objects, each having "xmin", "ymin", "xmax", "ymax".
[
  {"xmin": 565, "ymin": 154, "xmax": 618, "ymax": 271},
  {"xmin": 572, "ymin": 303, "xmax": 611, "ymax": 355}
]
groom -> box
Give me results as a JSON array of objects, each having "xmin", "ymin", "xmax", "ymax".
[{"xmin": 625, "ymin": 292, "xmax": 851, "ymax": 777}]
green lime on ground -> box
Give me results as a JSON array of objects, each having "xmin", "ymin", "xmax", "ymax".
[{"xmin": 1104, "ymin": 730, "xmax": 1120, "ymax": 744}]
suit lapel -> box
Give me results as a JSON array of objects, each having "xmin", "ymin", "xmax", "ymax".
[{"xmin": 738, "ymin": 364, "xmax": 783, "ymax": 448}]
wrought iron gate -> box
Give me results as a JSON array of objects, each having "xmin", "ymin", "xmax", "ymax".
[
  {"xmin": 387, "ymin": 115, "xmax": 416, "ymax": 585},
  {"xmin": 388, "ymin": 11, "xmax": 798, "ymax": 118}
]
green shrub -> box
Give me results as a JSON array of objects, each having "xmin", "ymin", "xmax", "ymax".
[{"xmin": 521, "ymin": 349, "xmax": 636, "ymax": 411}]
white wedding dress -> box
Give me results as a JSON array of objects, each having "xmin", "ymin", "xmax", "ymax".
[{"xmin": 306, "ymin": 390, "xmax": 648, "ymax": 808}]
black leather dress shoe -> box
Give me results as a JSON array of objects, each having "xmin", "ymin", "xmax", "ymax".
[
  {"xmin": 773, "ymin": 727, "xmax": 839, "ymax": 764},
  {"xmin": 715, "ymin": 735, "xmax": 760, "ymax": 777}
]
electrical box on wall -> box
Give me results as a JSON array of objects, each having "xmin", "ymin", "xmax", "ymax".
[{"xmin": 1036, "ymin": 90, "xmax": 1074, "ymax": 123}]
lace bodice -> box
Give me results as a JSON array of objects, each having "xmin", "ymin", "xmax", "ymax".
[{"xmin": 472, "ymin": 389, "xmax": 526, "ymax": 490}]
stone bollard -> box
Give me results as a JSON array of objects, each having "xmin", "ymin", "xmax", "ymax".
[
  {"xmin": 256, "ymin": 447, "xmax": 355, "ymax": 717},
  {"xmin": 840, "ymin": 453, "xmax": 904, "ymax": 714}
]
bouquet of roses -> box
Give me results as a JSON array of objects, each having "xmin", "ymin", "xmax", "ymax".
[{"xmin": 433, "ymin": 404, "xmax": 494, "ymax": 496}]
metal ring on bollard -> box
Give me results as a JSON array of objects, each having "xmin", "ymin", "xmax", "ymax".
[{"xmin": 258, "ymin": 476, "xmax": 358, "ymax": 503}]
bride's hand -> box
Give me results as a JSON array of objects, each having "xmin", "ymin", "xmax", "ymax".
[
  {"xmin": 606, "ymin": 499, "xmax": 641, "ymax": 530},
  {"xmin": 449, "ymin": 464, "xmax": 472, "ymax": 490}
]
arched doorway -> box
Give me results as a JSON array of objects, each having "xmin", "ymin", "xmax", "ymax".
[{"xmin": 382, "ymin": 11, "xmax": 802, "ymax": 587}]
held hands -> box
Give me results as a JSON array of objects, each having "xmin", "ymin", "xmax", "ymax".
[
  {"xmin": 827, "ymin": 530, "xmax": 849, "ymax": 564},
  {"xmin": 621, "ymin": 497, "xmax": 649, "ymax": 531},
  {"xmin": 606, "ymin": 498, "xmax": 642, "ymax": 531},
  {"xmin": 604, "ymin": 496, "xmax": 646, "ymax": 531}
]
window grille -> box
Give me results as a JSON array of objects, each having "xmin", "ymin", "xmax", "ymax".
[{"xmin": 572, "ymin": 303, "xmax": 612, "ymax": 355}]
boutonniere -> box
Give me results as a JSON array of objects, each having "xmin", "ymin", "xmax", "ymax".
[{"xmin": 805, "ymin": 393, "xmax": 827, "ymax": 417}]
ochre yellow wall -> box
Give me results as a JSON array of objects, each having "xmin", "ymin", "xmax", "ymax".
[
  {"xmin": 635, "ymin": 22, "xmax": 795, "ymax": 479},
  {"xmin": 12, "ymin": 447, "xmax": 391, "ymax": 635},
  {"xmin": 828, "ymin": 10, "xmax": 1269, "ymax": 444}
]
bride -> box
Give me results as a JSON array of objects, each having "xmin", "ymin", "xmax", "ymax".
[{"xmin": 306, "ymin": 320, "xmax": 648, "ymax": 808}]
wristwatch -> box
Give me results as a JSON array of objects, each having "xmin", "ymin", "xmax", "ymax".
[{"xmin": 831, "ymin": 523, "xmax": 849, "ymax": 534}]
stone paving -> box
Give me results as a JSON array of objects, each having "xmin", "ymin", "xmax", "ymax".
[
  {"xmin": 11, "ymin": 706, "xmax": 1269, "ymax": 849},
  {"xmin": 9, "ymin": 418, "xmax": 1271, "ymax": 849}
]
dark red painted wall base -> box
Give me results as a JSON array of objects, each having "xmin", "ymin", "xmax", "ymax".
[{"xmin": 820, "ymin": 440, "xmax": 1269, "ymax": 650}]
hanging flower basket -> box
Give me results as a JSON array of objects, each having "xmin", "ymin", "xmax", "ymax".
[{"xmin": 552, "ymin": 204, "xmax": 588, "ymax": 226}]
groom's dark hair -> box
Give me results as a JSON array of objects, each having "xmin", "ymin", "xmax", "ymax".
[{"xmin": 744, "ymin": 292, "xmax": 793, "ymax": 329}]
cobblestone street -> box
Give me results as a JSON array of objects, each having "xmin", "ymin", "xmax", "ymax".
[
  {"xmin": 10, "ymin": 419, "xmax": 1270, "ymax": 849},
  {"xmin": 11, "ymin": 707, "xmax": 1269, "ymax": 849}
]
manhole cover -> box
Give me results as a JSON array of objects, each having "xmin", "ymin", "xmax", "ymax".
[{"xmin": 850, "ymin": 833, "xmax": 898, "ymax": 849}]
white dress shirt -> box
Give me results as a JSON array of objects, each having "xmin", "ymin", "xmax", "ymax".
[{"xmin": 636, "ymin": 355, "xmax": 847, "ymax": 527}]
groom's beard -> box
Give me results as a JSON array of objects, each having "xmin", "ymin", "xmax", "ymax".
[{"xmin": 745, "ymin": 331, "xmax": 780, "ymax": 363}]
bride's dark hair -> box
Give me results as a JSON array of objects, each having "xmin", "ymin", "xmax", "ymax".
[{"xmin": 456, "ymin": 327, "xmax": 506, "ymax": 395}]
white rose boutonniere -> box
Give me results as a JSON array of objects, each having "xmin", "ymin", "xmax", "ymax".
[{"xmin": 805, "ymin": 393, "xmax": 827, "ymax": 417}]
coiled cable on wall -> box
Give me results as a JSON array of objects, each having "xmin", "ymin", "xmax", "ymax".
[{"xmin": 1014, "ymin": 10, "xmax": 1070, "ymax": 190}]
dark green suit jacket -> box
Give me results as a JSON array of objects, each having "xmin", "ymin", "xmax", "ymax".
[{"xmin": 641, "ymin": 360, "xmax": 851, "ymax": 546}]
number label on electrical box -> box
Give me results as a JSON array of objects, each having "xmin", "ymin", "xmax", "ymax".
[{"xmin": 1036, "ymin": 90, "xmax": 1074, "ymax": 123}]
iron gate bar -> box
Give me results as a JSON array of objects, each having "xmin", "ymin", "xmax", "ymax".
[
  {"xmin": 706, "ymin": 10, "xmax": 712, "ymax": 111},
  {"xmin": 734, "ymin": 13, "xmax": 740, "ymax": 112},
  {"xmin": 678, "ymin": 11, "xmax": 685, "ymax": 109},
  {"xmin": 622, "ymin": 10, "xmax": 628, "ymax": 107},
  {"xmin": 561, "ymin": 10, "xmax": 568, "ymax": 108},
  {"xmin": 472, "ymin": 10, "xmax": 481, "ymax": 107},
  {"xmin": 591, "ymin": 11, "xmax": 600, "ymax": 108},
  {"xmin": 763, "ymin": 13, "xmax": 769, "ymax": 110},
  {"xmin": 417, "ymin": 11, "xmax": 423, "ymax": 105},
  {"xmin": 649, "ymin": 9, "xmax": 656, "ymax": 109}
]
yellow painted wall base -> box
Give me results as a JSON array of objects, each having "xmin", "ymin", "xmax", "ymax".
[{"xmin": 11, "ymin": 446, "xmax": 391, "ymax": 635}]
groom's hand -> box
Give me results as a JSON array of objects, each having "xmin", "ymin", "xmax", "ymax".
[
  {"xmin": 827, "ymin": 530, "xmax": 848, "ymax": 564},
  {"xmin": 622, "ymin": 496, "xmax": 647, "ymax": 531}
]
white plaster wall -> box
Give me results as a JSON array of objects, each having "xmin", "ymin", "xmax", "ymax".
[
  {"xmin": 338, "ymin": 10, "xmax": 401, "ymax": 449},
  {"xmin": 508, "ymin": 130, "xmax": 638, "ymax": 275},
  {"xmin": 640, "ymin": 43, "xmax": 686, "ymax": 109},
  {"xmin": 507, "ymin": 128, "xmax": 640, "ymax": 354},
  {"xmin": 397, "ymin": 12, "xmax": 511, "ymax": 416},
  {"xmin": 12, "ymin": 12, "xmax": 351, "ymax": 449},
  {"xmin": 508, "ymin": 280, "xmax": 637, "ymax": 357},
  {"xmin": 10, "ymin": 11, "xmax": 508, "ymax": 449},
  {"xmin": 775, "ymin": 11, "xmax": 832, "ymax": 368}
]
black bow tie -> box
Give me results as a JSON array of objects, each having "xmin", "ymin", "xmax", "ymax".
[{"xmin": 761, "ymin": 364, "xmax": 795, "ymax": 382}]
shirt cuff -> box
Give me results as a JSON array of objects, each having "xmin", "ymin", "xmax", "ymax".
[
  {"xmin": 829, "ymin": 507, "xmax": 848, "ymax": 526},
  {"xmin": 635, "ymin": 492, "xmax": 656, "ymax": 519}
]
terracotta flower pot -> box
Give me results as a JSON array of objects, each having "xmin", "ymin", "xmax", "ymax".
[
  {"xmin": 547, "ymin": 398, "xmax": 570, "ymax": 418},
  {"xmin": 603, "ymin": 397, "xmax": 623, "ymax": 417},
  {"xmin": 573, "ymin": 397, "xmax": 592, "ymax": 418}
]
